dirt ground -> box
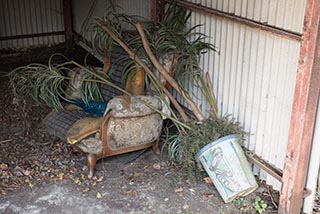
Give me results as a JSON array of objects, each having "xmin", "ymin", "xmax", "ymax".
[{"xmin": 0, "ymin": 44, "xmax": 280, "ymax": 214}]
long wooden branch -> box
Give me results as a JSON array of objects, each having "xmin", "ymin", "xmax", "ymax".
[
  {"xmin": 94, "ymin": 19, "xmax": 189, "ymax": 123},
  {"xmin": 135, "ymin": 22, "xmax": 205, "ymax": 122},
  {"xmin": 205, "ymin": 72, "xmax": 218, "ymax": 117}
]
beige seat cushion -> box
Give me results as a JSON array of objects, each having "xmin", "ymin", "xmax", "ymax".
[
  {"xmin": 77, "ymin": 137, "xmax": 102, "ymax": 154},
  {"xmin": 107, "ymin": 112, "xmax": 163, "ymax": 150},
  {"xmin": 105, "ymin": 95, "xmax": 162, "ymax": 118}
]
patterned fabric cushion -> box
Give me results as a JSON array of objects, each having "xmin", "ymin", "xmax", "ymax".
[
  {"xmin": 106, "ymin": 95, "xmax": 162, "ymax": 118},
  {"xmin": 107, "ymin": 112, "xmax": 163, "ymax": 150},
  {"xmin": 77, "ymin": 137, "xmax": 102, "ymax": 154}
]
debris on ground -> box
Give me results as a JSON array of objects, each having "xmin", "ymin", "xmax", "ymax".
[{"xmin": 0, "ymin": 45, "xmax": 280, "ymax": 213}]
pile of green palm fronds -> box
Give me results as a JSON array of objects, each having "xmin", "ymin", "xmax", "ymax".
[
  {"xmin": 9, "ymin": 59, "xmax": 104, "ymax": 111},
  {"xmin": 152, "ymin": 4, "xmax": 215, "ymax": 84},
  {"xmin": 90, "ymin": 5, "xmax": 246, "ymax": 183},
  {"xmin": 90, "ymin": 8, "xmax": 133, "ymax": 58},
  {"xmin": 163, "ymin": 116, "xmax": 247, "ymax": 182},
  {"xmin": 90, "ymin": 4, "xmax": 215, "ymax": 88}
]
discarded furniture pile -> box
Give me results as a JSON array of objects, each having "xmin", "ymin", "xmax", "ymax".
[{"xmin": 43, "ymin": 48, "xmax": 164, "ymax": 178}]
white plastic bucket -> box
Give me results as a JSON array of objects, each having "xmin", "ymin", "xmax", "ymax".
[{"xmin": 195, "ymin": 134, "xmax": 258, "ymax": 203}]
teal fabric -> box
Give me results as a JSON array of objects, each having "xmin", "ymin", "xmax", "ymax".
[{"xmin": 68, "ymin": 100, "xmax": 107, "ymax": 116}]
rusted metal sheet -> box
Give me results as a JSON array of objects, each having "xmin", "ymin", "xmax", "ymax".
[
  {"xmin": 278, "ymin": 0, "xmax": 320, "ymax": 213},
  {"xmin": 0, "ymin": 0, "xmax": 65, "ymax": 49}
]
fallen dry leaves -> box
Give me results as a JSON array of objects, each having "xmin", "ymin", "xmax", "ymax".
[
  {"xmin": 152, "ymin": 163, "xmax": 161, "ymax": 170},
  {"xmin": 83, "ymin": 187, "xmax": 90, "ymax": 193},
  {"xmin": 201, "ymin": 193, "xmax": 214, "ymax": 199},
  {"xmin": 96, "ymin": 192, "xmax": 102, "ymax": 199},
  {"xmin": 174, "ymin": 187, "xmax": 183, "ymax": 193},
  {"xmin": 174, "ymin": 187, "xmax": 184, "ymax": 197},
  {"xmin": 121, "ymin": 189, "xmax": 138, "ymax": 197},
  {"xmin": 182, "ymin": 204, "xmax": 189, "ymax": 210},
  {"xmin": 0, "ymin": 78, "xmax": 93, "ymax": 193},
  {"xmin": 0, "ymin": 163, "xmax": 8, "ymax": 170},
  {"xmin": 203, "ymin": 176, "xmax": 213, "ymax": 184}
]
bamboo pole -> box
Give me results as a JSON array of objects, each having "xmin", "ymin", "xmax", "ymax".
[
  {"xmin": 102, "ymin": 55, "xmax": 111, "ymax": 74},
  {"xmin": 205, "ymin": 72, "xmax": 218, "ymax": 117}
]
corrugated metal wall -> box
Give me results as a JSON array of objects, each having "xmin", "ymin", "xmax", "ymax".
[
  {"xmin": 72, "ymin": 0, "xmax": 152, "ymax": 49},
  {"xmin": 194, "ymin": 0, "xmax": 306, "ymax": 34},
  {"xmin": 0, "ymin": 0, "xmax": 65, "ymax": 50},
  {"xmin": 179, "ymin": 0, "xmax": 306, "ymax": 189},
  {"xmin": 110, "ymin": 0, "xmax": 152, "ymax": 19}
]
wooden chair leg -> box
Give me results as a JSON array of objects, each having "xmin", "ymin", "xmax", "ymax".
[
  {"xmin": 87, "ymin": 153, "xmax": 97, "ymax": 179},
  {"xmin": 152, "ymin": 142, "xmax": 160, "ymax": 155}
]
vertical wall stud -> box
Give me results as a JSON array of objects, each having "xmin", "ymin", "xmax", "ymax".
[
  {"xmin": 63, "ymin": 0, "xmax": 73, "ymax": 46},
  {"xmin": 278, "ymin": 0, "xmax": 320, "ymax": 213},
  {"xmin": 151, "ymin": 0, "xmax": 165, "ymax": 22}
]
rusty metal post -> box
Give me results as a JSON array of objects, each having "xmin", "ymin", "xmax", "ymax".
[
  {"xmin": 151, "ymin": 0, "xmax": 165, "ymax": 22},
  {"xmin": 63, "ymin": 0, "xmax": 73, "ymax": 46},
  {"xmin": 278, "ymin": 0, "xmax": 320, "ymax": 213}
]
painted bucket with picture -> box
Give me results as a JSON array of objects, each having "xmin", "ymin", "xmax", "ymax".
[{"xmin": 195, "ymin": 134, "xmax": 258, "ymax": 203}]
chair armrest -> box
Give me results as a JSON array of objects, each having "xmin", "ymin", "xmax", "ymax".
[{"xmin": 65, "ymin": 116, "xmax": 103, "ymax": 144}]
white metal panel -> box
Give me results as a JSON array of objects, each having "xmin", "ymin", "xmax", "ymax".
[
  {"xmin": 185, "ymin": 11, "xmax": 300, "ymax": 190},
  {"xmin": 303, "ymin": 96, "xmax": 320, "ymax": 213},
  {"xmin": 114, "ymin": 0, "xmax": 151, "ymax": 19},
  {"xmin": 186, "ymin": 0, "xmax": 307, "ymax": 34},
  {"xmin": 73, "ymin": 0, "xmax": 152, "ymax": 41},
  {"xmin": 0, "ymin": 0, "xmax": 65, "ymax": 49}
]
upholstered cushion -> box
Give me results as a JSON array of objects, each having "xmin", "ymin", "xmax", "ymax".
[
  {"xmin": 77, "ymin": 137, "xmax": 102, "ymax": 154},
  {"xmin": 105, "ymin": 95, "xmax": 162, "ymax": 118},
  {"xmin": 107, "ymin": 112, "xmax": 163, "ymax": 150}
]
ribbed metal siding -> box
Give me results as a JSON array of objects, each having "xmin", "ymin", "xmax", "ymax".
[
  {"xmin": 187, "ymin": 0, "xmax": 307, "ymax": 34},
  {"xmin": 181, "ymin": 2, "xmax": 303, "ymax": 189},
  {"xmin": 111, "ymin": 0, "xmax": 151, "ymax": 19},
  {"xmin": 73, "ymin": 0, "xmax": 152, "ymax": 41},
  {"xmin": 0, "ymin": 0, "xmax": 65, "ymax": 49}
]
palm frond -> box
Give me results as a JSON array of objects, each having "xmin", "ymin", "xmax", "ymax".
[
  {"xmin": 9, "ymin": 60, "xmax": 104, "ymax": 110},
  {"xmin": 163, "ymin": 116, "xmax": 247, "ymax": 181}
]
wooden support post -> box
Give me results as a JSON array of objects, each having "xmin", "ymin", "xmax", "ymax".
[
  {"xmin": 151, "ymin": 0, "xmax": 165, "ymax": 22},
  {"xmin": 278, "ymin": 0, "xmax": 320, "ymax": 213},
  {"xmin": 63, "ymin": 0, "xmax": 73, "ymax": 46}
]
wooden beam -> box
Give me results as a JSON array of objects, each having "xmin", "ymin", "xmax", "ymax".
[
  {"xmin": 151, "ymin": 0, "xmax": 165, "ymax": 22},
  {"xmin": 170, "ymin": 0, "xmax": 302, "ymax": 42},
  {"xmin": 245, "ymin": 152, "xmax": 283, "ymax": 182},
  {"xmin": 278, "ymin": 0, "xmax": 320, "ymax": 213},
  {"xmin": 63, "ymin": 0, "xmax": 73, "ymax": 46},
  {"xmin": 0, "ymin": 31, "xmax": 65, "ymax": 41}
]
